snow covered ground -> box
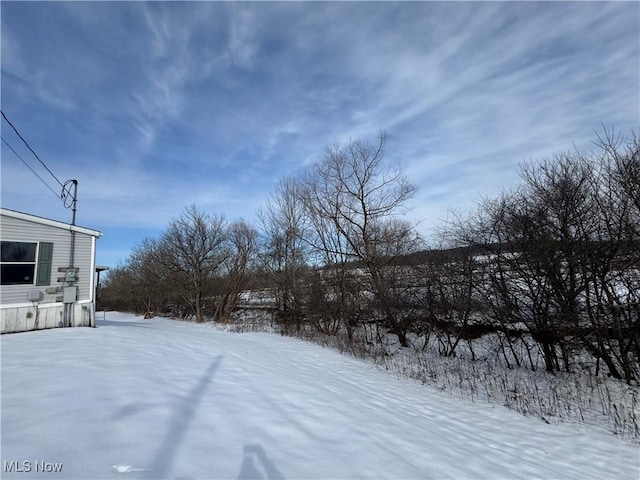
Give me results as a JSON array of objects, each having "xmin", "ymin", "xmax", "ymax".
[{"xmin": 2, "ymin": 313, "xmax": 638, "ymax": 480}]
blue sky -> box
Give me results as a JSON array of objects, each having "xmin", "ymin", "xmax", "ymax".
[{"xmin": 1, "ymin": 2, "xmax": 638, "ymax": 268}]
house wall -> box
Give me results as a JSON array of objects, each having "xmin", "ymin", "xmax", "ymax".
[
  {"xmin": 0, "ymin": 214, "xmax": 96, "ymax": 304},
  {"xmin": 1, "ymin": 212, "xmax": 100, "ymax": 334},
  {"xmin": 0, "ymin": 301, "xmax": 94, "ymax": 334}
]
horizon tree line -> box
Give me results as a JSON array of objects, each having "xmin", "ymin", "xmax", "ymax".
[{"xmin": 101, "ymin": 128, "xmax": 639, "ymax": 383}]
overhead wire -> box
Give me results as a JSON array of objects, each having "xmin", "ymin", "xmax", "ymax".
[
  {"xmin": 1, "ymin": 136, "xmax": 62, "ymax": 201},
  {"xmin": 1, "ymin": 110, "xmax": 65, "ymax": 188}
]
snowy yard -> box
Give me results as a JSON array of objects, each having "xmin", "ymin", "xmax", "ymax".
[{"xmin": 1, "ymin": 313, "xmax": 638, "ymax": 480}]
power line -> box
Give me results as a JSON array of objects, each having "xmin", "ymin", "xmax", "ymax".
[
  {"xmin": 1, "ymin": 136, "xmax": 62, "ymax": 201},
  {"xmin": 1, "ymin": 110, "xmax": 65, "ymax": 188}
]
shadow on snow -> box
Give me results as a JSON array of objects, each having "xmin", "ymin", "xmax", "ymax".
[{"xmin": 237, "ymin": 444, "xmax": 285, "ymax": 480}]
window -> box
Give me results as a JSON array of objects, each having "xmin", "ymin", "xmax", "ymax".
[
  {"xmin": 1, "ymin": 241, "xmax": 36, "ymax": 285},
  {"xmin": 1, "ymin": 241, "xmax": 53, "ymax": 286}
]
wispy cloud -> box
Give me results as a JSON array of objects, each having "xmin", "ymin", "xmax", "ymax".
[
  {"xmin": 225, "ymin": 5, "xmax": 259, "ymax": 68},
  {"xmin": 1, "ymin": 2, "xmax": 637, "ymax": 265}
]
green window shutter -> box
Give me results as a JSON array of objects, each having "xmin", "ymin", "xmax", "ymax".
[{"xmin": 36, "ymin": 242, "xmax": 54, "ymax": 286}]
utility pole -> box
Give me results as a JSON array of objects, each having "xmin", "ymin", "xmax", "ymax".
[{"xmin": 63, "ymin": 180, "xmax": 78, "ymax": 327}]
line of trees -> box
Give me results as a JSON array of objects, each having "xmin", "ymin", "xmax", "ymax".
[
  {"xmin": 447, "ymin": 130, "xmax": 639, "ymax": 382},
  {"xmin": 101, "ymin": 130, "xmax": 639, "ymax": 383},
  {"xmin": 102, "ymin": 206, "xmax": 257, "ymax": 323}
]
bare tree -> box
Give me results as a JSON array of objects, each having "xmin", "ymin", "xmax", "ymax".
[
  {"xmin": 127, "ymin": 238, "xmax": 173, "ymax": 318},
  {"xmin": 580, "ymin": 129, "xmax": 640, "ymax": 383},
  {"xmin": 300, "ymin": 133, "xmax": 420, "ymax": 345},
  {"xmin": 421, "ymin": 247, "xmax": 480, "ymax": 357},
  {"xmin": 158, "ymin": 205, "xmax": 228, "ymax": 323},
  {"xmin": 257, "ymin": 177, "xmax": 309, "ymax": 327},
  {"xmin": 101, "ymin": 240, "xmax": 177, "ymax": 316},
  {"xmin": 299, "ymin": 174, "xmax": 359, "ymax": 340},
  {"xmin": 214, "ymin": 220, "xmax": 259, "ymax": 323},
  {"xmin": 100, "ymin": 265, "xmax": 139, "ymax": 313}
]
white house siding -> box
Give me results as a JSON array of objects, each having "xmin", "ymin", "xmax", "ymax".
[
  {"xmin": 0, "ymin": 210, "xmax": 101, "ymax": 334},
  {"xmin": 0, "ymin": 214, "xmax": 96, "ymax": 304}
]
